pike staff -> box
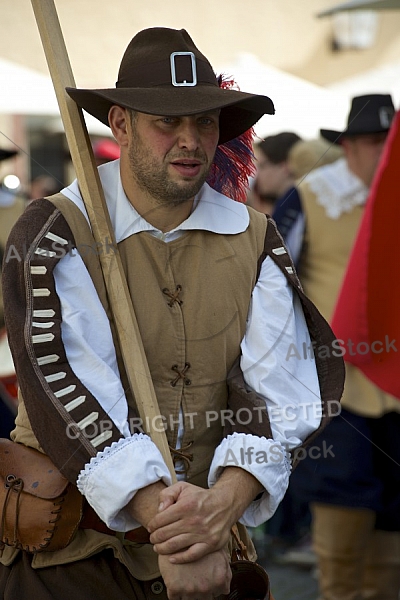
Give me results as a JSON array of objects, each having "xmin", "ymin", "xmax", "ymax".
[{"xmin": 30, "ymin": 0, "xmax": 177, "ymax": 481}]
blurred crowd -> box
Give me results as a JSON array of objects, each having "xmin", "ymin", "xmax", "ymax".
[{"xmin": 249, "ymin": 94, "xmax": 400, "ymax": 600}]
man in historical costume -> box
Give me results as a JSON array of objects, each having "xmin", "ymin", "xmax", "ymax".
[
  {"xmin": 0, "ymin": 28, "xmax": 343, "ymax": 600},
  {"xmin": 248, "ymin": 131, "xmax": 301, "ymax": 216},
  {"xmin": 281, "ymin": 94, "xmax": 400, "ymax": 600}
]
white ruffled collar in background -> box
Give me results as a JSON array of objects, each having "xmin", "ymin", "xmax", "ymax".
[{"xmin": 306, "ymin": 157, "xmax": 368, "ymax": 219}]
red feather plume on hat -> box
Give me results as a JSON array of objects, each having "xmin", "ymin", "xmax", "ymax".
[{"xmin": 206, "ymin": 74, "xmax": 256, "ymax": 203}]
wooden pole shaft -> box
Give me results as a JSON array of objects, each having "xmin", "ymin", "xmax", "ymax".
[{"xmin": 31, "ymin": 0, "xmax": 177, "ymax": 482}]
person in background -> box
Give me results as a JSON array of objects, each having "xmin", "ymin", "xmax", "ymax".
[
  {"xmin": 272, "ymin": 137, "xmax": 343, "ymax": 264},
  {"xmin": 247, "ymin": 131, "xmax": 301, "ymax": 215},
  {"xmin": 0, "ymin": 147, "xmax": 23, "ymax": 437},
  {"xmin": 92, "ymin": 138, "xmax": 120, "ymax": 166},
  {"xmin": 0, "ymin": 148, "xmax": 25, "ymax": 314},
  {"xmin": 288, "ymin": 94, "xmax": 400, "ymax": 600},
  {"xmin": 28, "ymin": 174, "xmax": 60, "ymax": 201},
  {"xmin": 253, "ymin": 136, "xmax": 343, "ymax": 564},
  {"xmin": 289, "ymin": 137, "xmax": 343, "ymax": 182},
  {"xmin": 260, "ymin": 136, "xmax": 344, "ymax": 566},
  {"xmin": 0, "ymin": 329, "xmax": 17, "ymax": 438}
]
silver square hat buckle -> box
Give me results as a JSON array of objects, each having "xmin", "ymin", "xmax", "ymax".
[{"xmin": 170, "ymin": 52, "xmax": 197, "ymax": 87}]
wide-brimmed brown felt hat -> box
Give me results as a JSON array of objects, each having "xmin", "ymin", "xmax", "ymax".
[
  {"xmin": 66, "ymin": 27, "xmax": 275, "ymax": 144},
  {"xmin": 320, "ymin": 94, "xmax": 395, "ymax": 145}
]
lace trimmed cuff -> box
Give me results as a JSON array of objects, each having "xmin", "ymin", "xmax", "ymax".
[
  {"xmin": 208, "ymin": 433, "xmax": 291, "ymax": 527},
  {"xmin": 77, "ymin": 433, "xmax": 172, "ymax": 531}
]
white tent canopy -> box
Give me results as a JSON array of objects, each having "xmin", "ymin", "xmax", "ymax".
[
  {"xmin": 0, "ymin": 58, "xmax": 111, "ymax": 136},
  {"xmin": 317, "ymin": 0, "xmax": 400, "ymax": 17},
  {"xmin": 0, "ymin": 58, "xmax": 58, "ymax": 116},
  {"xmin": 328, "ymin": 61, "xmax": 400, "ymax": 107},
  {"xmin": 216, "ymin": 53, "xmax": 350, "ymax": 140},
  {"xmin": 1, "ymin": 55, "xmax": 352, "ymax": 141}
]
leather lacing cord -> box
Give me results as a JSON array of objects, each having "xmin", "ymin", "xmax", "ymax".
[
  {"xmin": 169, "ymin": 441, "xmax": 194, "ymax": 475},
  {"xmin": 41, "ymin": 494, "xmax": 66, "ymax": 549},
  {"xmin": 163, "ymin": 285, "xmax": 183, "ymax": 307},
  {"xmin": 231, "ymin": 523, "xmax": 249, "ymax": 561},
  {"xmin": 170, "ymin": 363, "xmax": 191, "ymax": 387},
  {"xmin": 0, "ymin": 474, "xmax": 65, "ymax": 552},
  {"xmin": 1, "ymin": 475, "xmax": 24, "ymax": 550}
]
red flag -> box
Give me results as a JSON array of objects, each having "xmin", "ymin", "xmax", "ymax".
[{"xmin": 331, "ymin": 110, "xmax": 400, "ymax": 399}]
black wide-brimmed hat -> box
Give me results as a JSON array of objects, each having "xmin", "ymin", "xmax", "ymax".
[
  {"xmin": 320, "ymin": 94, "xmax": 395, "ymax": 145},
  {"xmin": 66, "ymin": 27, "xmax": 275, "ymax": 145},
  {"xmin": 0, "ymin": 148, "xmax": 18, "ymax": 162}
]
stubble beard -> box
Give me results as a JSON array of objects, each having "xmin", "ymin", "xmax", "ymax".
[{"xmin": 128, "ymin": 137, "xmax": 212, "ymax": 208}]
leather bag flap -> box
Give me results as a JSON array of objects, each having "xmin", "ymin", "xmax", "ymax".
[{"xmin": 0, "ymin": 439, "xmax": 70, "ymax": 499}]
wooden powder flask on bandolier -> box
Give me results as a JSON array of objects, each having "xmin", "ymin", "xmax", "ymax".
[{"xmin": 224, "ymin": 525, "xmax": 274, "ymax": 600}]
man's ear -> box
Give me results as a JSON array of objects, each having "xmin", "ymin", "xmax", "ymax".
[
  {"xmin": 108, "ymin": 105, "xmax": 129, "ymax": 147},
  {"xmin": 340, "ymin": 138, "xmax": 350, "ymax": 151}
]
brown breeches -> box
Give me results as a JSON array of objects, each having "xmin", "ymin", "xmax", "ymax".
[{"xmin": 0, "ymin": 549, "xmax": 168, "ymax": 600}]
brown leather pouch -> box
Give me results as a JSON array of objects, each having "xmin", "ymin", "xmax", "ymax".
[{"xmin": 0, "ymin": 438, "xmax": 83, "ymax": 553}]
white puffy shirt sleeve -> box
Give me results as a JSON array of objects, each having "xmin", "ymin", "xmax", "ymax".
[
  {"xmin": 208, "ymin": 255, "xmax": 321, "ymax": 527},
  {"xmin": 54, "ymin": 252, "xmax": 172, "ymax": 531}
]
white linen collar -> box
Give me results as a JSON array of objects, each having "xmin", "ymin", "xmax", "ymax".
[
  {"xmin": 306, "ymin": 157, "xmax": 368, "ymax": 219},
  {"xmin": 61, "ymin": 159, "xmax": 249, "ymax": 242}
]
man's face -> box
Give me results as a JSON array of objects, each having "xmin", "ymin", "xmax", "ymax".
[
  {"xmin": 253, "ymin": 146, "xmax": 290, "ymax": 199},
  {"xmin": 127, "ymin": 110, "xmax": 220, "ymax": 206},
  {"xmin": 343, "ymin": 132, "xmax": 388, "ymax": 188}
]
